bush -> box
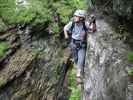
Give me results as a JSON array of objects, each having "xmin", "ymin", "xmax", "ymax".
[
  {"xmin": 68, "ymin": 69, "xmax": 81, "ymax": 100},
  {"xmin": 0, "ymin": 19, "xmax": 8, "ymax": 32},
  {"xmin": 0, "ymin": 0, "xmax": 52, "ymax": 25},
  {"xmin": 15, "ymin": 8, "xmax": 36, "ymax": 24},
  {"xmin": 0, "ymin": 0, "xmax": 88, "ymax": 35},
  {"xmin": 68, "ymin": 0, "xmax": 88, "ymax": 10},
  {"xmin": 128, "ymin": 51, "xmax": 133, "ymax": 62},
  {"xmin": 52, "ymin": 23, "xmax": 59, "ymax": 34},
  {"xmin": 0, "ymin": 0, "xmax": 16, "ymax": 24},
  {"xmin": 128, "ymin": 68, "xmax": 133, "ymax": 76},
  {"xmin": 0, "ymin": 42, "xmax": 9, "ymax": 57},
  {"xmin": 53, "ymin": 0, "xmax": 88, "ymax": 24}
]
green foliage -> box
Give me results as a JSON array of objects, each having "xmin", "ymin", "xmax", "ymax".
[
  {"xmin": 53, "ymin": 0, "xmax": 88, "ymax": 24},
  {"xmin": 0, "ymin": 0, "xmax": 52, "ymax": 25},
  {"xmin": 0, "ymin": 42, "xmax": 9, "ymax": 57},
  {"xmin": 57, "ymin": 6, "xmax": 73, "ymax": 23},
  {"xmin": 29, "ymin": 0, "xmax": 52, "ymax": 25},
  {"xmin": 15, "ymin": 8, "xmax": 36, "ymax": 24},
  {"xmin": 51, "ymin": 23, "xmax": 59, "ymax": 34},
  {"xmin": 68, "ymin": 0, "xmax": 88, "ymax": 10},
  {"xmin": 0, "ymin": 0, "xmax": 16, "ymax": 23},
  {"xmin": 128, "ymin": 68, "xmax": 133, "ymax": 76},
  {"xmin": 0, "ymin": 77, "xmax": 7, "ymax": 89},
  {"xmin": 127, "ymin": 52, "xmax": 133, "ymax": 76},
  {"xmin": 52, "ymin": 2, "xmax": 73, "ymax": 23},
  {"xmin": 0, "ymin": 0, "xmax": 88, "ymax": 35},
  {"xmin": 68, "ymin": 69, "xmax": 81, "ymax": 100},
  {"xmin": 128, "ymin": 52, "xmax": 133, "ymax": 62},
  {"xmin": 31, "ymin": 48, "xmax": 39, "ymax": 58},
  {"xmin": 0, "ymin": 19, "xmax": 8, "ymax": 32}
]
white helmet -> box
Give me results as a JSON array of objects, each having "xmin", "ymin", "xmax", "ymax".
[{"xmin": 74, "ymin": 9, "xmax": 86, "ymax": 18}]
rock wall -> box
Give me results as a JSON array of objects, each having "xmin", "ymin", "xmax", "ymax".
[
  {"xmin": 82, "ymin": 18, "xmax": 131, "ymax": 100},
  {"xmin": 0, "ymin": 25, "xmax": 66, "ymax": 100},
  {"xmin": 90, "ymin": 0, "xmax": 133, "ymax": 19}
]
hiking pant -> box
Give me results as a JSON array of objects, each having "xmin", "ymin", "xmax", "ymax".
[{"xmin": 69, "ymin": 39, "xmax": 87, "ymax": 76}]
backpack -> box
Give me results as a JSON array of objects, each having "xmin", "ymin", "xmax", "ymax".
[
  {"xmin": 69, "ymin": 21, "xmax": 88, "ymax": 41},
  {"xmin": 59, "ymin": 21, "xmax": 87, "ymax": 40},
  {"xmin": 70, "ymin": 21, "xmax": 88, "ymax": 34}
]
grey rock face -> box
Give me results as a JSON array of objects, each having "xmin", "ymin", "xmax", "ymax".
[
  {"xmin": 82, "ymin": 19, "xmax": 130, "ymax": 100},
  {"xmin": 112, "ymin": 0, "xmax": 133, "ymax": 18},
  {"xmin": 89, "ymin": 0, "xmax": 133, "ymax": 19},
  {"xmin": 0, "ymin": 36, "xmax": 65, "ymax": 100}
]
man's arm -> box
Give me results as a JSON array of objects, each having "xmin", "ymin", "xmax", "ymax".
[
  {"xmin": 63, "ymin": 21, "xmax": 72, "ymax": 39},
  {"xmin": 64, "ymin": 26, "xmax": 69, "ymax": 39}
]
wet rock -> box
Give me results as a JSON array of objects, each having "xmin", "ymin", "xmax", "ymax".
[
  {"xmin": 18, "ymin": 26, "xmax": 32, "ymax": 48},
  {"xmin": 82, "ymin": 19, "xmax": 129, "ymax": 100},
  {"xmin": 0, "ymin": 48, "xmax": 36, "ymax": 88},
  {"xmin": 127, "ymin": 84, "xmax": 133, "ymax": 100},
  {"xmin": 0, "ymin": 37, "xmax": 66, "ymax": 100},
  {"xmin": 92, "ymin": 0, "xmax": 133, "ymax": 19},
  {"xmin": 6, "ymin": 34, "xmax": 19, "ymax": 44},
  {"xmin": 0, "ymin": 32, "xmax": 12, "ymax": 41}
]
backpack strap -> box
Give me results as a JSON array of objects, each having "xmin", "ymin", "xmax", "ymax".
[
  {"xmin": 82, "ymin": 21, "xmax": 88, "ymax": 33},
  {"xmin": 70, "ymin": 21, "xmax": 75, "ymax": 33}
]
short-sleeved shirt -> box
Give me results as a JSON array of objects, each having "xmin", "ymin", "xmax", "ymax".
[{"xmin": 64, "ymin": 21, "xmax": 90, "ymax": 40}]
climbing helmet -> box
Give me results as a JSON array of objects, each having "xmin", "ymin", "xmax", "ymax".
[{"xmin": 74, "ymin": 9, "xmax": 86, "ymax": 18}]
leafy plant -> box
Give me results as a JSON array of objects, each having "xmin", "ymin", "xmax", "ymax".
[
  {"xmin": 52, "ymin": 23, "xmax": 59, "ymax": 34},
  {"xmin": 68, "ymin": 0, "xmax": 88, "ymax": 10},
  {"xmin": 0, "ymin": 0, "xmax": 52, "ymax": 25},
  {"xmin": 127, "ymin": 52, "xmax": 133, "ymax": 77},
  {"xmin": 128, "ymin": 51, "xmax": 133, "ymax": 62},
  {"xmin": 68, "ymin": 68, "xmax": 81, "ymax": 100},
  {"xmin": 15, "ymin": 8, "xmax": 36, "ymax": 24},
  {"xmin": 0, "ymin": 19, "xmax": 8, "ymax": 32},
  {"xmin": 53, "ymin": 0, "xmax": 88, "ymax": 24},
  {"xmin": 128, "ymin": 68, "xmax": 133, "ymax": 76},
  {"xmin": 0, "ymin": 42, "xmax": 9, "ymax": 57}
]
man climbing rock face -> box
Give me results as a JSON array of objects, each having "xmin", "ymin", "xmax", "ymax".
[{"xmin": 64, "ymin": 9, "xmax": 96, "ymax": 84}]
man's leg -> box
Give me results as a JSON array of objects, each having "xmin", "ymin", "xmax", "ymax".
[{"xmin": 76, "ymin": 48, "xmax": 86, "ymax": 83}]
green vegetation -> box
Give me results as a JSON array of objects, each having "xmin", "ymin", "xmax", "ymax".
[
  {"xmin": 51, "ymin": 23, "xmax": 60, "ymax": 34},
  {"xmin": 0, "ymin": 0, "xmax": 52, "ymax": 24},
  {"xmin": 0, "ymin": 42, "xmax": 9, "ymax": 57},
  {"xmin": 127, "ymin": 51, "xmax": 133, "ymax": 76},
  {"xmin": 0, "ymin": 77, "xmax": 7, "ymax": 89},
  {"xmin": 68, "ymin": 68, "xmax": 81, "ymax": 100},
  {"xmin": 31, "ymin": 48, "xmax": 40, "ymax": 58},
  {"xmin": 128, "ymin": 52, "xmax": 133, "ymax": 62},
  {"xmin": 0, "ymin": 0, "xmax": 16, "ymax": 23},
  {"xmin": 128, "ymin": 68, "xmax": 133, "ymax": 76},
  {"xmin": 0, "ymin": 0, "xmax": 88, "ymax": 33},
  {"xmin": 0, "ymin": 19, "xmax": 8, "ymax": 32}
]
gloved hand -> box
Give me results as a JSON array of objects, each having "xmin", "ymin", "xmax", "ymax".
[{"xmin": 89, "ymin": 14, "xmax": 96, "ymax": 24}]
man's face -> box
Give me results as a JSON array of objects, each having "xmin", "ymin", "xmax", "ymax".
[{"xmin": 74, "ymin": 16, "xmax": 83, "ymax": 23}]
